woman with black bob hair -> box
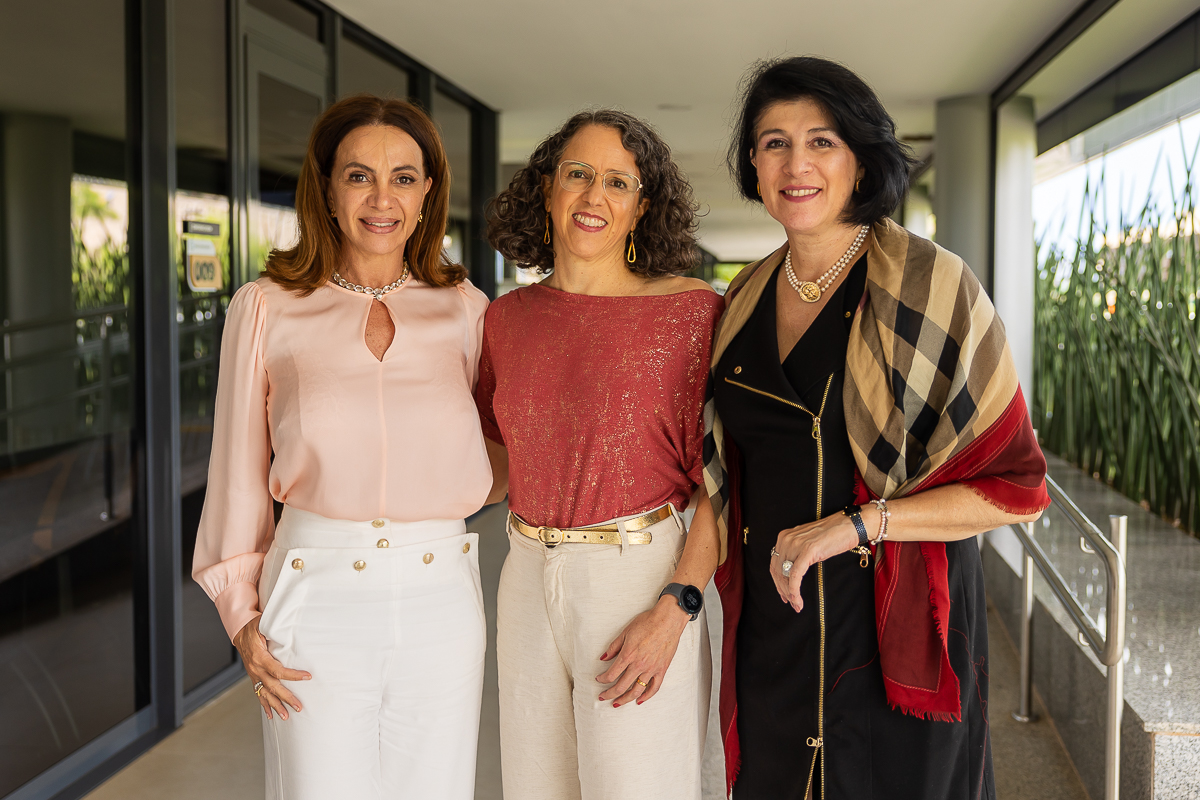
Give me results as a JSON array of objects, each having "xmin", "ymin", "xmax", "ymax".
[
  {"xmin": 476, "ymin": 109, "xmax": 723, "ymax": 799},
  {"xmin": 702, "ymin": 56, "xmax": 1050, "ymax": 799}
]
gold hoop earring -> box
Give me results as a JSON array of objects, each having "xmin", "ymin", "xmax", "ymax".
[
  {"xmin": 756, "ymin": 182, "xmax": 761, "ymax": 197},
  {"xmin": 544, "ymin": 213, "xmax": 551, "ymax": 245},
  {"xmin": 855, "ymin": 178, "xmax": 861, "ymax": 193},
  {"xmin": 626, "ymin": 231, "xmax": 637, "ymax": 264}
]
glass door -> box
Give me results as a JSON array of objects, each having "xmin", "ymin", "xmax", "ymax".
[
  {"xmin": 245, "ymin": 38, "xmax": 325, "ymax": 274},
  {"xmin": 239, "ymin": 0, "xmax": 328, "ymax": 278}
]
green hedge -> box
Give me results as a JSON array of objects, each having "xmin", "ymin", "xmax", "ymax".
[{"xmin": 1033, "ymin": 164, "xmax": 1200, "ymax": 536}]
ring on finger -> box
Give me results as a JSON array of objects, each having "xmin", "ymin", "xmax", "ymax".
[
  {"xmin": 253, "ymin": 681, "xmax": 264, "ymax": 696},
  {"xmin": 636, "ymin": 679, "xmax": 648, "ymax": 688},
  {"xmin": 770, "ymin": 547, "xmax": 781, "ymax": 558},
  {"xmin": 781, "ymin": 560, "xmax": 794, "ymax": 577}
]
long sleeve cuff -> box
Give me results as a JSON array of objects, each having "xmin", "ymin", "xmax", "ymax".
[{"xmin": 214, "ymin": 581, "xmax": 262, "ymax": 642}]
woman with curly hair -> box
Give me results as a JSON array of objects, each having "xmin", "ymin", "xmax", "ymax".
[{"xmin": 475, "ymin": 110, "xmax": 722, "ymax": 800}]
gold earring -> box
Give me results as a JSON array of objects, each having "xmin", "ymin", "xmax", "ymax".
[
  {"xmin": 756, "ymin": 182, "xmax": 761, "ymax": 197},
  {"xmin": 418, "ymin": 211, "xmax": 423, "ymax": 223},
  {"xmin": 544, "ymin": 213, "xmax": 551, "ymax": 245},
  {"xmin": 626, "ymin": 231, "xmax": 637, "ymax": 264},
  {"xmin": 855, "ymin": 178, "xmax": 861, "ymax": 193}
]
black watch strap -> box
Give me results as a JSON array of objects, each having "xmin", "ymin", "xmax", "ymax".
[
  {"xmin": 659, "ymin": 582, "xmax": 702, "ymax": 621},
  {"xmin": 843, "ymin": 504, "xmax": 869, "ymax": 547}
]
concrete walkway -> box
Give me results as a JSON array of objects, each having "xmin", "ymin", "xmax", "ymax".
[{"xmin": 85, "ymin": 506, "xmax": 1087, "ymax": 799}]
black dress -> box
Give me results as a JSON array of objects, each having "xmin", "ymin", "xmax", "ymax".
[{"xmin": 713, "ymin": 257, "xmax": 995, "ymax": 800}]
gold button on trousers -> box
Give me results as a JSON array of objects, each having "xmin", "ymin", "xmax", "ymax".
[{"xmin": 257, "ymin": 506, "xmax": 485, "ymax": 800}]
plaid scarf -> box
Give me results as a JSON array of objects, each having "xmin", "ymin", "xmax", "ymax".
[{"xmin": 703, "ymin": 218, "xmax": 1049, "ymax": 790}]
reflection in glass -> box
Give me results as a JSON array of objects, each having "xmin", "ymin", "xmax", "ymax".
[
  {"xmin": 251, "ymin": 74, "xmax": 322, "ymax": 271},
  {"xmin": 176, "ymin": 0, "xmax": 236, "ymax": 692},
  {"xmin": 432, "ymin": 91, "xmax": 472, "ymax": 268},
  {"xmin": 0, "ymin": 1, "xmax": 140, "ymax": 791},
  {"xmin": 338, "ymin": 35, "xmax": 411, "ymax": 100},
  {"xmin": 247, "ymin": 0, "xmax": 322, "ymax": 42}
]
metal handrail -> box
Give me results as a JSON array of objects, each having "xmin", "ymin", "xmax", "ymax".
[
  {"xmin": 1009, "ymin": 473, "xmax": 1127, "ymax": 800},
  {"xmin": 0, "ymin": 303, "xmax": 126, "ymax": 335}
]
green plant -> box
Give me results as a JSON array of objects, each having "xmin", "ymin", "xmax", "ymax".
[
  {"xmin": 71, "ymin": 181, "xmax": 129, "ymax": 309},
  {"xmin": 1034, "ymin": 136, "xmax": 1200, "ymax": 536}
]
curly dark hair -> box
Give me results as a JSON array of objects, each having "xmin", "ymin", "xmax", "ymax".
[
  {"xmin": 487, "ymin": 109, "xmax": 699, "ymax": 276},
  {"xmin": 727, "ymin": 57, "xmax": 918, "ymax": 225}
]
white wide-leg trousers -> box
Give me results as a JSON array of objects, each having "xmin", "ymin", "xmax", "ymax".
[{"xmin": 257, "ymin": 506, "xmax": 486, "ymax": 800}]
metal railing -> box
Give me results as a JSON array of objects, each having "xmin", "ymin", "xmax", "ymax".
[
  {"xmin": 1009, "ymin": 474, "xmax": 1127, "ymax": 800},
  {"xmin": 2, "ymin": 297, "xmax": 225, "ymax": 520}
]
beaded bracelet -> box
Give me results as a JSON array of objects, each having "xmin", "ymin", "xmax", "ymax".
[{"xmin": 870, "ymin": 498, "xmax": 890, "ymax": 545}]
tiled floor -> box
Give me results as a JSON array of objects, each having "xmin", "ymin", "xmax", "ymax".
[{"xmin": 85, "ymin": 510, "xmax": 1089, "ymax": 799}]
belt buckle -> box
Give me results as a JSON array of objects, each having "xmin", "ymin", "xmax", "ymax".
[{"xmin": 537, "ymin": 526, "xmax": 563, "ymax": 546}]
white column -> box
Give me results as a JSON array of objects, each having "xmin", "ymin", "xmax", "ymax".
[
  {"xmin": 993, "ymin": 96, "xmax": 1036, "ymax": 411},
  {"xmin": 934, "ymin": 95, "xmax": 992, "ymax": 293}
]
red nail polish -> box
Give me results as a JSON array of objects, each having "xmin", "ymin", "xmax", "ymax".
[
  {"xmin": 613, "ymin": 702, "xmax": 620, "ymax": 708},
  {"xmin": 636, "ymin": 700, "xmax": 644, "ymax": 705},
  {"xmin": 599, "ymin": 696, "xmax": 605, "ymax": 702}
]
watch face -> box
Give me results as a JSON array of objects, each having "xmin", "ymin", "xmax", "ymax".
[{"xmin": 680, "ymin": 585, "xmax": 704, "ymax": 615}]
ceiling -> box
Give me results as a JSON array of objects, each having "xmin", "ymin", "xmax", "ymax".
[
  {"xmin": 1, "ymin": 0, "xmax": 1193, "ymax": 262},
  {"xmin": 324, "ymin": 0, "xmax": 1200, "ymax": 262}
]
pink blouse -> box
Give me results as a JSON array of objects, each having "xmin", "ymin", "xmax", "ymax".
[{"xmin": 193, "ymin": 276, "xmax": 491, "ymax": 640}]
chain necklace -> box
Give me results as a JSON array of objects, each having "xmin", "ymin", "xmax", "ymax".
[
  {"xmin": 331, "ymin": 262, "xmax": 410, "ymax": 301},
  {"xmin": 784, "ymin": 225, "xmax": 869, "ymax": 303}
]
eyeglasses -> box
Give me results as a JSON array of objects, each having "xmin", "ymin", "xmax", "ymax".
[{"xmin": 556, "ymin": 160, "xmax": 643, "ymax": 201}]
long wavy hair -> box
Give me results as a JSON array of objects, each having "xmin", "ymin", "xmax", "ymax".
[
  {"xmin": 264, "ymin": 94, "xmax": 465, "ymax": 294},
  {"xmin": 487, "ymin": 109, "xmax": 700, "ymax": 277}
]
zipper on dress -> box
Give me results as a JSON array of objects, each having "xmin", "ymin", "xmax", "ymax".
[
  {"xmin": 726, "ymin": 373, "xmax": 833, "ymax": 799},
  {"xmin": 811, "ymin": 375, "xmax": 831, "ymax": 800}
]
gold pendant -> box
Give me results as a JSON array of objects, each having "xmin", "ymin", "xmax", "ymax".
[{"xmin": 798, "ymin": 281, "xmax": 822, "ymax": 303}]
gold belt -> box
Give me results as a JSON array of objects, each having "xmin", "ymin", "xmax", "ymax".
[{"xmin": 508, "ymin": 505, "xmax": 673, "ymax": 546}]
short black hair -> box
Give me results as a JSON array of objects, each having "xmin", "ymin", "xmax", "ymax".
[{"xmin": 727, "ymin": 56, "xmax": 918, "ymax": 226}]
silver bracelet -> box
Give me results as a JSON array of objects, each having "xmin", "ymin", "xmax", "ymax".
[{"xmin": 870, "ymin": 498, "xmax": 890, "ymax": 545}]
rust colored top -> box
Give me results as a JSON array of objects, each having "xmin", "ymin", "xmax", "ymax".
[{"xmin": 475, "ymin": 283, "xmax": 723, "ymax": 529}]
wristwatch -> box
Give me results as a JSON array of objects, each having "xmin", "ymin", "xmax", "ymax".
[
  {"xmin": 843, "ymin": 504, "xmax": 869, "ymax": 547},
  {"xmin": 659, "ymin": 583, "xmax": 704, "ymax": 621}
]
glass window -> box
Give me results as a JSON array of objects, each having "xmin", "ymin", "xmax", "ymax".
[
  {"xmin": 0, "ymin": 0, "xmax": 141, "ymax": 794},
  {"xmin": 246, "ymin": 0, "xmax": 322, "ymax": 42},
  {"xmin": 432, "ymin": 90, "xmax": 472, "ymax": 266},
  {"xmin": 251, "ymin": 73, "xmax": 323, "ymax": 271},
  {"xmin": 338, "ymin": 35, "xmax": 410, "ymax": 100},
  {"xmin": 176, "ymin": 0, "xmax": 236, "ymax": 693}
]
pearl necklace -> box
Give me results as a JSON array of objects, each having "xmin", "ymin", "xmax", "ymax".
[
  {"xmin": 332, "ymin": 262, "xmax": 410, "ymax": 301},
  {"xmin": 784, "ymin": 226, "xmax": 869, "ymax": 303}
]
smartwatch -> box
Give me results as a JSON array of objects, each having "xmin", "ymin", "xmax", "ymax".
[{"xmin": 659, "ymin": 583, "xmax": 704, "ymax": 621}]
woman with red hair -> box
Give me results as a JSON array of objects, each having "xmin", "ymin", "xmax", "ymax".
[{"xmin": 192, "ymin": 95, "xmax": 494, "ymax": 800}]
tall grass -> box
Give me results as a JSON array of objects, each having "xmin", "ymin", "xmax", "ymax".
[{"xmin": 1033, "ymin": 141, "xmax": 1200, "ymax": 537}]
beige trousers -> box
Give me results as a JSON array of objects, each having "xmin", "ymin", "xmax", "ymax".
[{"xmin": 496, "ymin": 507, "xmax": 710, "ymax": 800}]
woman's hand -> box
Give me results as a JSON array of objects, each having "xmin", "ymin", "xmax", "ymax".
[
  {"xmin": 596, "ymin": 597, "xmax": 690, "ymax": 707},
  {"xmin": 770, "ymin": 514, "xmax": 861, "ymax": 612},
  {"xmin": 233, "ymin": 616, "xmax": 311, "ymax": 720}
]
